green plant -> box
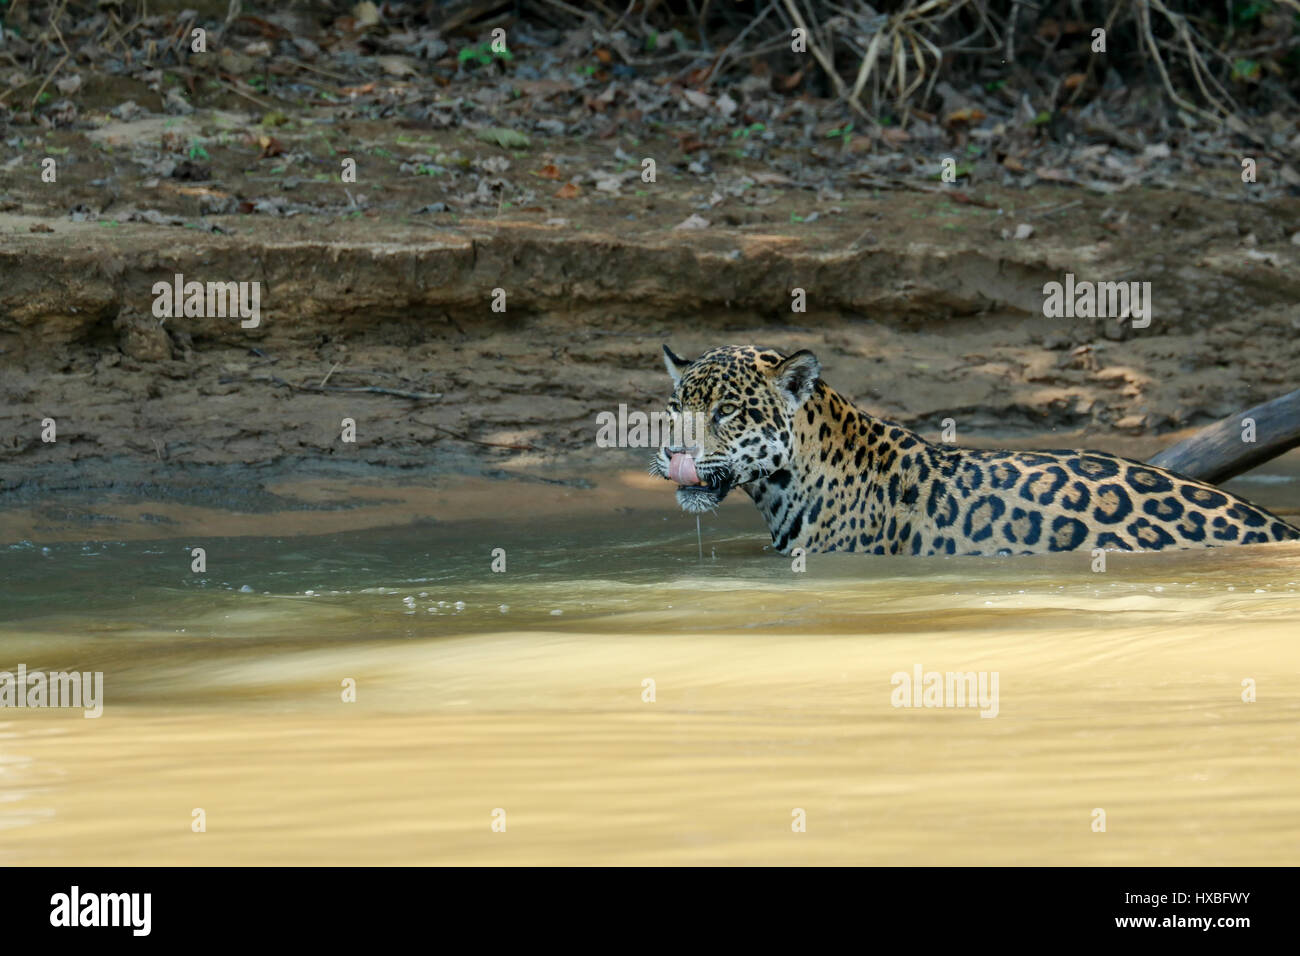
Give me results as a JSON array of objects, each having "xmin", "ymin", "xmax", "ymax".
[{"xmin": 458, "ymin": 43, "xmax": 513, "ymax": 67}]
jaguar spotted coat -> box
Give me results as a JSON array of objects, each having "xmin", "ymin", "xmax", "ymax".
[{"xmin": 650, "ymin": 345, "xmax": 1300, "ymax": 556}]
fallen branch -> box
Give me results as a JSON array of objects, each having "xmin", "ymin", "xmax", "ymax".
[
  {"xmin": 1148, "ymin": 387, "xmax": 1300, "ymax": 485},
  {"xmin": 29, "ymin": 52, "xmax": 69, "ymax": 111}
]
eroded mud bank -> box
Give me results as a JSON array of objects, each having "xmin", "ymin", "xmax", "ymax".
[{"xmin": 1, "ymin": 185, "xmax": 1298, "ymax": 539}]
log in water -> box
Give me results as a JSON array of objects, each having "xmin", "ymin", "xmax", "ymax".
[{"xmin": 1149, "ymin": 388, "xmax": 1300, "ymax": 485}]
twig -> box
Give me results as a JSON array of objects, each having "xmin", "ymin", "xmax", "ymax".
[
  {"xmin": 1027, "ymin": 199, "xmax": 1083, "ymax": 219},
  {"xmin": 1004, "ymin": 0, "xmax": 1019, "ymax": 64},
  {"xmin": 781, "ymin": 0, "xmax": 875, "ymax": 126},
  {"xmin": 284, "ymin": 58, "xmax": 353, "ymax": 83},
  {"xmin": 274, "ymin": 378, "xmax": 443, "ymax": 402},
  {"xmin": 46, "ymin": 0, "xmax": 71, "ymax": 56},
  {"xmin": 221, "ymin": 0, "xmax": 243, "ymax": 39},
  {"xmin": 28, "ymin": 53, "xmax": 69, "ymax": 110},
  {"xmin": 846, "ymin": 224, "xmax": 879, "ymax": 249},
  {"xmin": 1150, "ymin": 0, "xmax": 1233, "ymax": 116},
  {"xmin": 702, "ymin": 0, "xmax": 776, "ymax": 86},
  {"xmin": 218, "ymin": 76, "xmax": 275, "ymax": 110},
  {"xmin": 0, "ymin": 78, "xmax": 37, "ymax": 105},
  {"xmin": 1135, "ymin": 0, "xmax": 1222, "ymax": 130},
  {"xmin": 850, "ymin": 172, "xmax": 945, "ymax": 196}
]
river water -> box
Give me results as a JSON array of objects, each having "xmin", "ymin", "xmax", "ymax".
[{"xmin": 2, "ymin": 475, "xmax": 1298, "ymax": 865}]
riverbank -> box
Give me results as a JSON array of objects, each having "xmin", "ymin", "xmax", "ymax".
[{"xmin": 3, "ymin": 180, "xmax": 1298, "ymax": 536}]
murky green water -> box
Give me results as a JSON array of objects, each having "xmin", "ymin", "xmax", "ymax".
[{"xmin": 2, "ymin": 497, "xmax": 1299, "ymax": 865}]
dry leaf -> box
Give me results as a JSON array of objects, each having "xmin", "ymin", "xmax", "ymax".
[
  {"xmin": 353, "ymin": 2, "xmax": 381, "ymax": 28},
  {"xmin": 682, "ymin": 89, "xmax": 712, "ymax": 111},
  {"xmin": 217, "ymin": 49, "xmax": 255, "ymax": 76},
  {"xmin": 160, "ymin": 183, "xmax": 231, "ymax": 200},
  {"xmin": 673, "ymin": 214, "xmax": 710, "ymax": 230},
  {"xmin": 377, "ymin": 56, "xmax": 417, "ymax": 76},
  {"xmin": 944, "ymin": 107, "xmax": 986, "ymax": 126},
  {"xmin": 555, "ymin": 183, "xmax": 580, "ymax": 199},
  {"xmin": 512, "ymin": 79, "xmax": 574, "ymax": 97},
  {"xmin": 535, "ymin": 164, "xmax": 562, "ymax": 180},
  {"xmin": 1035, "ymin": 168, "xmax": 1075, "ymax": 183},
  {"xmin": 475, "ymin": 127, "xmax": 530, "ymax": 149},
  {"xmin": 677, "ymin": 133, "xmax": 706, "ymax": 153}
]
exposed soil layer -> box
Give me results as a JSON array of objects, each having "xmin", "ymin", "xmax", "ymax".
[{"xmin": 2, "ymin": 150, "xmax": 1299, "ymax": 539}]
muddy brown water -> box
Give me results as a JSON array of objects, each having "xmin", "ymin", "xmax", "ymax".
[{"xmin": 1, "ymin": 469, "xmax": 1299, "ymax": 865}]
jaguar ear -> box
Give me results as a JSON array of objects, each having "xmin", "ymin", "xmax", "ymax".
[
  {"xmin": 773, "ymin": 350, "xmax": 821, "ymax": 405},
  {"xmin": 662, "ymin": 345, "xmax": 692, "ymax": 383}
]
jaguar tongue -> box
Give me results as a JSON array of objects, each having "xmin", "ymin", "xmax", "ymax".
[{"xmin": 667, "ymin": 452, "xmax": 704, "ymax": 486}]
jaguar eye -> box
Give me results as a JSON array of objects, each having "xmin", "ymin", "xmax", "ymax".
[{"xmin": 717, "ymin": 402, "xmax": 739, "ymax": 416}]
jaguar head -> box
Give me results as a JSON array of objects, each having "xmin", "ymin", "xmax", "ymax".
[{"xmin": 649, "ymin": 344, "xmax": 821, "ymax": 514}]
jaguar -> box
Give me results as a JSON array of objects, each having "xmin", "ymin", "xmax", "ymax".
[{"xmin": 649, "ymin": 344, "xmax": 1300, "ymax": 556}]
